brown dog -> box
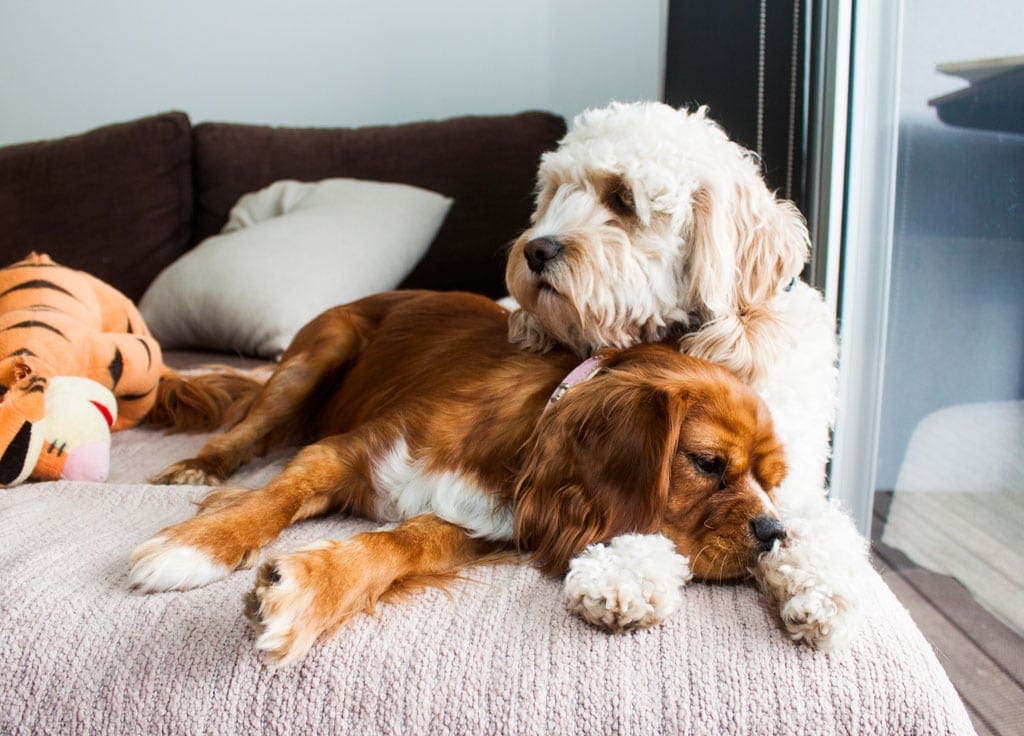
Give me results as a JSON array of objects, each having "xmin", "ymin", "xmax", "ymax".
[{"xmin": 129, "ymin": 291, "xmax": 786, "ymax": 665}]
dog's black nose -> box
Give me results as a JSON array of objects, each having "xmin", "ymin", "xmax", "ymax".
[
  {"xmin": 524, "ymin": 237, "xmax": 563, "ymax": 274},
  {"xmin": 750, "ymin": 515, "xmax": 786, "ymax": 552}
]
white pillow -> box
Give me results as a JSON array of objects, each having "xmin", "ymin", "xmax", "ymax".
[{"xmin": 140, "ymin": 178, "xmax": 452, "ymax": 358}]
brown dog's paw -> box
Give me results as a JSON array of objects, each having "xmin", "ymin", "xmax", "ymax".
[
  {"xmin": 150, "ymin": 458, "xmax": 224, "ymax": 486},
  {"xmin": 245, "ymin": 540, "xmax": 375, "ymax": 666},
  {"xmin": 245, "ymin": 550, "xmax": 328, "ymax": 666},
  {"xmin": 128, "ymin": 512, "xmax": 262, "ymax": 593},
  {"xmin": 129, "ymin": 534, "xmax": 237, "ymax": 593}
]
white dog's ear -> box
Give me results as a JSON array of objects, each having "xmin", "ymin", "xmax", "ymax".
[
  {"xmin": 733, "ymin": 192, "xmax": 809, "ymax": 306},
  {"xmin": 682, "ymin": 174, "xmax": 809, "ymax": 383},
  {"xmin": 686, "ymin": 185, "xmax": 739, "ymax": 317}
]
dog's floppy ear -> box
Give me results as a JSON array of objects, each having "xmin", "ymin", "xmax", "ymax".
[
  {"xmin": 513, "ymin": 374, "xmax": 683, "ymax": 575},
  {"xmin": 752, "ymin": 400, "xmax": 788, "ymax": 491},
  {"xmin": 682, "ymin": 162, "xmax": 810, "ymax": 383},
  {"xmin": 686, "ymin": 184, "xmax": 739, "ymax": 319}
]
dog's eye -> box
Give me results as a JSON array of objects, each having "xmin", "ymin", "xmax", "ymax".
[
  {"xmin": 607, "ymin": 186, "xmax": 634, "ymax": 216},
  {"xmin": 691, "ymin": 454, "xmax": 727, "ymax": 478}
]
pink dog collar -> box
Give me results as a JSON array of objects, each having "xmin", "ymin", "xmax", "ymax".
[{"xmin": 545, "ymin": 356, "xmax": 604, "ymax": 412}]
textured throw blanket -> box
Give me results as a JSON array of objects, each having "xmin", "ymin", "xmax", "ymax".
[{"xmin": 1, "ymin": 423, "xmax": 975, "ymax": 735}]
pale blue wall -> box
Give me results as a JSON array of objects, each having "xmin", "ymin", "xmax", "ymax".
[{"xmin": 0, "ymin": 0, "xmax": 667, "ymax": 146}]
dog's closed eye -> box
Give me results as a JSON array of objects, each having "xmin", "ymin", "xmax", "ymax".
[{"xmin": 690, "ymin": 454, "xmax": 727, "ymax": 479}]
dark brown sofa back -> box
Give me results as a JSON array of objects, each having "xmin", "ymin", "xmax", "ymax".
[
  {"xmin": 192, "ymin": 112, "xmax": 565, "ymax": 297},
  {"xmin": 0, "ymin": 111, "xmax": 565, "ymax": 301},
  {"xmin": 0, "ymin": 112, "xmax": 193, "ymax": 302}
]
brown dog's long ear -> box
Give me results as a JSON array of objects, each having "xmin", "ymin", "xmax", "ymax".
[
  {"xmin": 752, "ymin": 400, "xmax": 788, "ymax": 491},
  {"xmin": 513, "ymin": 378, "xmax": 683, "ymax": 575}
]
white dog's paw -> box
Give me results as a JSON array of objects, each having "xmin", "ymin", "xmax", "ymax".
[
  {"xmin": 776, "ymin": 579, "xmax": 857, "ymax": 651},
  {"xmin": 565, "ymin": 534, "xmax": 692, "ymax": 632},
  {"xmin": 128, "ymin": 535, "xmax": 234, "ymax": 593},
  {"xmin": 754, "ymin": 504, "xmax": 867, "ymax": 650},
  {"xmin": 757, "ymin": 551, "xmax": 857, "ymax": 650}
]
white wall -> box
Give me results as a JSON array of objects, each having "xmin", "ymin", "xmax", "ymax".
[{"xmin": 0, "ymin": 0, "xmax": 667, "ymax": 146}]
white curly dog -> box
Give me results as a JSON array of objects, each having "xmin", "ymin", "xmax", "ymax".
[{"xmin": 505, "ymin": 101, "xmax": 869, "ymax": 650}]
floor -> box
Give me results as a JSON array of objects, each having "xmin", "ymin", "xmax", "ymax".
[{"xmin": 872, "ymin": 492, "xmax": 1024, "ymax": 736}]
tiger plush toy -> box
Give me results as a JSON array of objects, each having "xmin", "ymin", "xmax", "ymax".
[
  {"xmin": 0, "ymin": 253, "xmax": 165, "ymax": 485},
  {"xmin": 0, "ymin": 253, "xmax": 263, "ymax": 487}
]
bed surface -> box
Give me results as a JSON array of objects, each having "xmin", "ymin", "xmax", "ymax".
[{"xmin": 0, "ymin": 354, "xmax": 975, "ymax": 736}]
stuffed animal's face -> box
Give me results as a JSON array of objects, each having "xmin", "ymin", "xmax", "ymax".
[
  {"xmin": 0, "ymin": 366, "xmax": 117, "ymax": 486},
  {"xmin": 34, "ymin": 377, "xmax": 117, "ymax": 482}
]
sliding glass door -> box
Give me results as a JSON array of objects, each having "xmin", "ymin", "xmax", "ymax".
[{"xmin": 822, "ymin": 0, "xmax": 1023, "ymax": 640}]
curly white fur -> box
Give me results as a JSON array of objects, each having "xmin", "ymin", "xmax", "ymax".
[
  {"xmin": 564, "ymin": 534, "xmax": 692, "ymax": 632},
  {"xmin": 754, "ymin": 500, "xmax": 868, "ymax": 650},
  {"xmin": 510, "ymin": 101, "xmax": 870, "ymax": 649}
]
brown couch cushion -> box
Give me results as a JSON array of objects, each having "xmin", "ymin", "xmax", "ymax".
[
  {"xmin": 193, "ymin": 112, "xmax": 566, "ymax": 298},
  {"xmin": 0, "ymin": 112, "xmax": 193, "ymax": 302}
]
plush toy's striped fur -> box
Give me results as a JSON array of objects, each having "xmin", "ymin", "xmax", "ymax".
[{"xmin": 0, "ymin": 253, "xmax": 260, "ymax": 450}]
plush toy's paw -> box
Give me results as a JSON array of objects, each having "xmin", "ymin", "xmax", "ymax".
[
  {"xmin": 564, "ymin": 534, "xmax": 692, "ymax": 632},
  {"xmin": 26, "ymin": 376, "xmax": 116, "ymax": 484},
  {"xmin": 150, "ymin": 458, "xmax": 223, "ymax": 486},
  {"xmin": 754, "ymin": 503, "xmax": 867, "ymax": 651}
]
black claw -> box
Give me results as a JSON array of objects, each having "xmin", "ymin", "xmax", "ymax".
[{"xmin": 242, "ymin": 590, "xmax": 263, "ymax": 628}]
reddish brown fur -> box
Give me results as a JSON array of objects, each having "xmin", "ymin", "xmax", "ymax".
[
  {"xmin": 139, "ymin": 291, "xmax": 786, "ymax": 662},
  {"xmin": 147, "ymin": 368, "xmax": 265, "ymax": 433},
  {"xmin": 243, "ymin": 515, "xmax": 500, "ymax": 651}
]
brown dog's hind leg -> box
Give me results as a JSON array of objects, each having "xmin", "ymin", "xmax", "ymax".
[
  {"xmin": 245, "ymin": 514, "xmax": 500, "ymax": 666},
  {"xmin": 150, "ymin": 308, "xmax": 371, "ymax": 486},
  {"xmin": 129, "ymin": 425, "xmax": 392, "ymax": 593}
]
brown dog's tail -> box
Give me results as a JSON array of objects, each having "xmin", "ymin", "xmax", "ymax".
[{"xmin": 147, "ymin": 367, "xmax": 266, "ymax": 433}]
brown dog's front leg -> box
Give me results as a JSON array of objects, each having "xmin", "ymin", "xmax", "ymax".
[
  {"xmin": 245, "ymin": 514, "xmax": 499, "ymax": 666},
  {"xmin": 129, "ymin": 430, "xmax": 386, "ymax": 593}
]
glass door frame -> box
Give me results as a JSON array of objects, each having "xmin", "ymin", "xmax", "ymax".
[{"xmin": 806, "ymin": 0, "xmax": 904, "ymax": 534}]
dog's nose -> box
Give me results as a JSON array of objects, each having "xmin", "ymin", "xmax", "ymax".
[
  {"xmin": 524, "ymin": 237, "xmax": 563, "ymax": 274},
  {"xmin": 750, "ymin": 515, "xmax": 786, "ymax": 552}
]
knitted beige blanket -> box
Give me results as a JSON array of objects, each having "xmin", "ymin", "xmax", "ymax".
[{"xmin": 1, "ymin": 426, "xmax": 974, "ymax": 735}]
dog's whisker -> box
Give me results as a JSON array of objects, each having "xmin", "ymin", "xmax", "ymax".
[
  {"xmin": 691, "ymin": 543, "xmax": 712, "ymax": 570},
  {"xmin": 714, "ymin": 550, "xmax": 729, "ymax": 583}
]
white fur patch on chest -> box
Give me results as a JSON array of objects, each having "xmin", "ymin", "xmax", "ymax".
[{"xmin": 371, "ymin": 437, "xmax": 514, "ymax": 542}]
